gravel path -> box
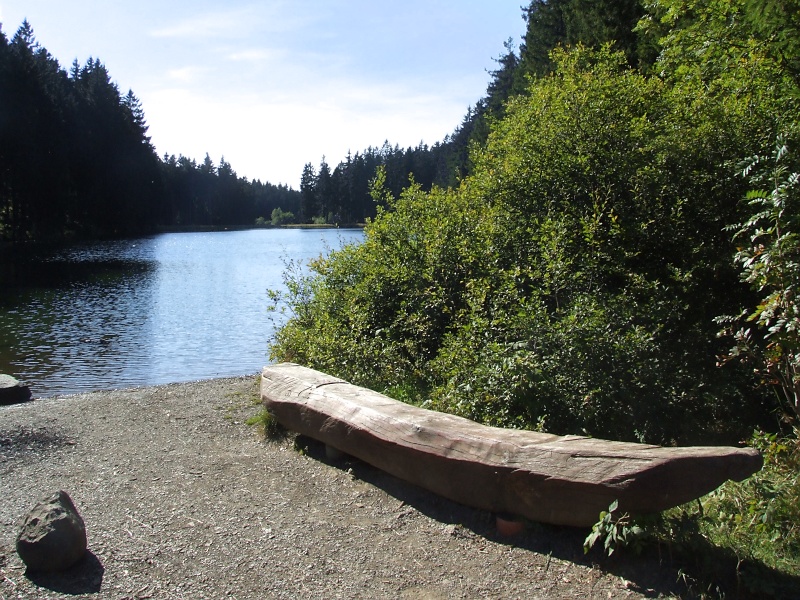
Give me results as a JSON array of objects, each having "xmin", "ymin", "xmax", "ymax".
[{"xmin": 0, "ymin": 375, "xmax": 680, "ymax": 599}]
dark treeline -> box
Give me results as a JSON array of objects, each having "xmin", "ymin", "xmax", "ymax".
[
  {"xmin": 298, "ymin": 141, "xmax": 458, "ymax": 225},
  {"xmin": 159, "ymin": 152, "xmax": 299, "ymax": 230},
  {"xmin": 0, "ymin": 20, "xmax": 300, "ymax": 243},
  {"xmin": 299, "ymin": 0, "xmax": 650, "ymax": 224},
  {"xmin": 1, "ymin": 2, "xmax": 653, "ymax": 238}
]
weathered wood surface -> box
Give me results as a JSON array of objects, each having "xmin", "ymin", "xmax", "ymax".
[{"xmin": 261, "ymin": 363, "xmax": 763, "ymax": 527}]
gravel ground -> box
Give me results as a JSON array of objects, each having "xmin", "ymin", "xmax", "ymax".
[{"xmin": 0, "ymin": 375, "xmax": 683, "ymax": 599}]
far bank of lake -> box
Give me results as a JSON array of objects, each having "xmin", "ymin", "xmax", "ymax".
[{"xmin": 0, "ymin": 228, "xmax": 364, "ymax": 398}]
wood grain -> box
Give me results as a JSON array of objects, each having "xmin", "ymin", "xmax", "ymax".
[{"xmin": 261, "ymin": 363, "xmax": 763, "ymax": 527}]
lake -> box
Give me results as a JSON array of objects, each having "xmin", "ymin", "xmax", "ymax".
[{"xmin": 0, "ymin": 228, "xmax": 364, "ymax": 398}]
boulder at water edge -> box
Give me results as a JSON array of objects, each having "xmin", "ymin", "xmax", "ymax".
[
  {"xmin": 16, "ymin": 491, "xmax": 87, "ymax": 572},
  {"xmin": 0, "ymin": 374, "xmax": 32, "ymax": 405}
]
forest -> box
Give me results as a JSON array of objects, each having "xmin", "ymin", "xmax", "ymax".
[
  {"xmin": 0, "ymin": 20, "xmax": 300, "ymax": 242},
  {"xmin": 0, "ymin": 2, "xmax": 662, "ymax": 240},
  {"xmin": 0, "ymin": 2, "xmax": 656, "ymax": 240},
  {"xmin": 0, "ymin": 13, "xmax": 529, "ymax": 241},
  {"xmin": 270, "ymin": 0, "xmax": 800, "ymax": 589}
]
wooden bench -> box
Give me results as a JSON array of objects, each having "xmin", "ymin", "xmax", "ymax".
[{"xmin": 261, "ymin": 363, "xmax": 762, "ymax": 527}]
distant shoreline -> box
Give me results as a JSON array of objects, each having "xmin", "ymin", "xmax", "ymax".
[
  {"xmin": 156, "ymin": 223, "xmax": 366, "ymax": 234},
  {"xmin": 1, "ymin": 223, "xmax": 366, "ymax": 250},
  {"xmin": 279, "ymin": 223, "xmax": 366, "ymax": 229}
]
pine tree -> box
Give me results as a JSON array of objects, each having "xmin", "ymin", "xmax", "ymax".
[{"xmin": 300, "ymin": 162, "xmax": 317, "ymax": 222}]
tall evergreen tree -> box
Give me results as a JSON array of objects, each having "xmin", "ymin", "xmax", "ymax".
[
  {"xmin": 300, "ymin": 162, "xmax": 317, "ymax": 223},
  {"xmin": 316, "ymin": 157, "xmax": 334, "ymax": 222},
  {"xmin": 2, "ymin": 20, "xmax": 71, "ymax": 239}
]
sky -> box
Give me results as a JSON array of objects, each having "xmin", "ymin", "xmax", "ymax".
[{"xmin": 1, "ymin": 1, "xmax": 526, "ymax": 188}]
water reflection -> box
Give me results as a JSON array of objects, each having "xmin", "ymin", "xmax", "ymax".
[{"xmin": 0, "ymin": 229, "xmax": 362, "ymax": 397}]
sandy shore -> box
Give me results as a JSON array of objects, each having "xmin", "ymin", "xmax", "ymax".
[{"xmin": 0, "ymin": 375, "xmax": 677, "ymax": 599}]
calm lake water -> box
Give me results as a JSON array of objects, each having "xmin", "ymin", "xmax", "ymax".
[{"xmin": 0, "ymin": 228, "xmax": 363, "ymax": 398}]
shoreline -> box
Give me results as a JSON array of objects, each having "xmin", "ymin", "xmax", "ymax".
[
  {"xmin": 1, "ymin": 376, "xmax": 675, "ymax": 598},
  {"xmin": 0, "ymin": 223, "xmax": 366, "ymax": 260}
]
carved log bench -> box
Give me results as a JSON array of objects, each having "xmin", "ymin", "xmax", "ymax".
[{"xmin": 261, "ymin": 363, "xmax": 762, "ymax": 527}]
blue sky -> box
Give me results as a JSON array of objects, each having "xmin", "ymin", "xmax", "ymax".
[{"xmin": 1, "ymin": 1, "xmax": 526, "ymax": 187}]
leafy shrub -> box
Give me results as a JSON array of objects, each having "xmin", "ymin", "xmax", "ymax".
[
  {"xmin": 270, "ymin": 179, "xmax": 491, "ymax": 390},
  {"xmin": 270, "ymin": 44, "xmax": 787, "ymax": 444},
  {"xmin": 271, "ymin": 207, "xmax": 295, "ymax": 226},
  {"xmin": 718, "ymin": 135, "xmax": 800, "ymax": 421},
  {"xmin": 584, "ymin": 500, "xmax": 647, "ymax": 557}
]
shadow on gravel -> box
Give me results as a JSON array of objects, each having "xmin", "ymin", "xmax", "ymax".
[
  {"xmin": 26, "ymin": 551, "xmax": 104, "ymax": 595},
  {"xmin": 291, "ymin": 434, "xmax": 797, "ymax": 599},
  {"xmin": 0, "ymin": 426, "xmax": 75, "ymax": 466}
]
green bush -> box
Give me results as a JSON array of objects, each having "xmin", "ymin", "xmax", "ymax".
[
  {"xmin": 271, "ymin": 44, "xmax": 785, "ymax": 444},
  {"xmin": 718, "ymin": 135, "xmax": 800, "ymax": 422},
  {"xmin": 271, "ymin": 207, "xmax": 295, "ymax": 226},
  {"xmin": 270, "ymin": 179, "xmax": 491, "ymax": 390}
]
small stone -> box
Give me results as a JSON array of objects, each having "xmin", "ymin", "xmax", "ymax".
[
  {"xmin": 0, "ymin": 374, "xmax": 32, "ymax": 405},
  {"xmin": 16, "ymin": 490, "xmax": 87, "ymax": 572}
]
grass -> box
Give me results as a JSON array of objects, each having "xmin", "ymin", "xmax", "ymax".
[
  {"xmin": 697, "ymin": 430, "xmax": 800, "ymax": 583},
  {"xmin": 245, "ymin": 407, "xmax": 285, "ymax": 439}
]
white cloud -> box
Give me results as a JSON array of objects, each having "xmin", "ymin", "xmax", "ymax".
[
  {"xmin": 148, "ymin": 2, "xmax": 315, "ymax": 41},
  {"xmin": 149, "ymin": 7, "xmax": 262, "ymax": 39},
  {"xmin": 227, "ymin": 48, "xmax": 284, "ymax": 63},
  {"xmin": 165, "ymin": 66, "xmax": 210, "ymax": 84}
]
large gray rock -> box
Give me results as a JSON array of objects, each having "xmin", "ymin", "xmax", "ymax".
[
  {"xmin": 16, "ymin": 491, "xmax": 87, "ymax": 572},
  {"xmin": 0, "ymin": 374, "xmax": 32, "ymax": 405}
]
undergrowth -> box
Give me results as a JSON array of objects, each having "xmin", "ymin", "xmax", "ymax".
[
  {"xmin": 699, "ymin": 430, "xmax": 800, "ymax": 579},
  {"xmin": 585, "ymin": 429, "xmax": 800, "ymax": 597}
]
